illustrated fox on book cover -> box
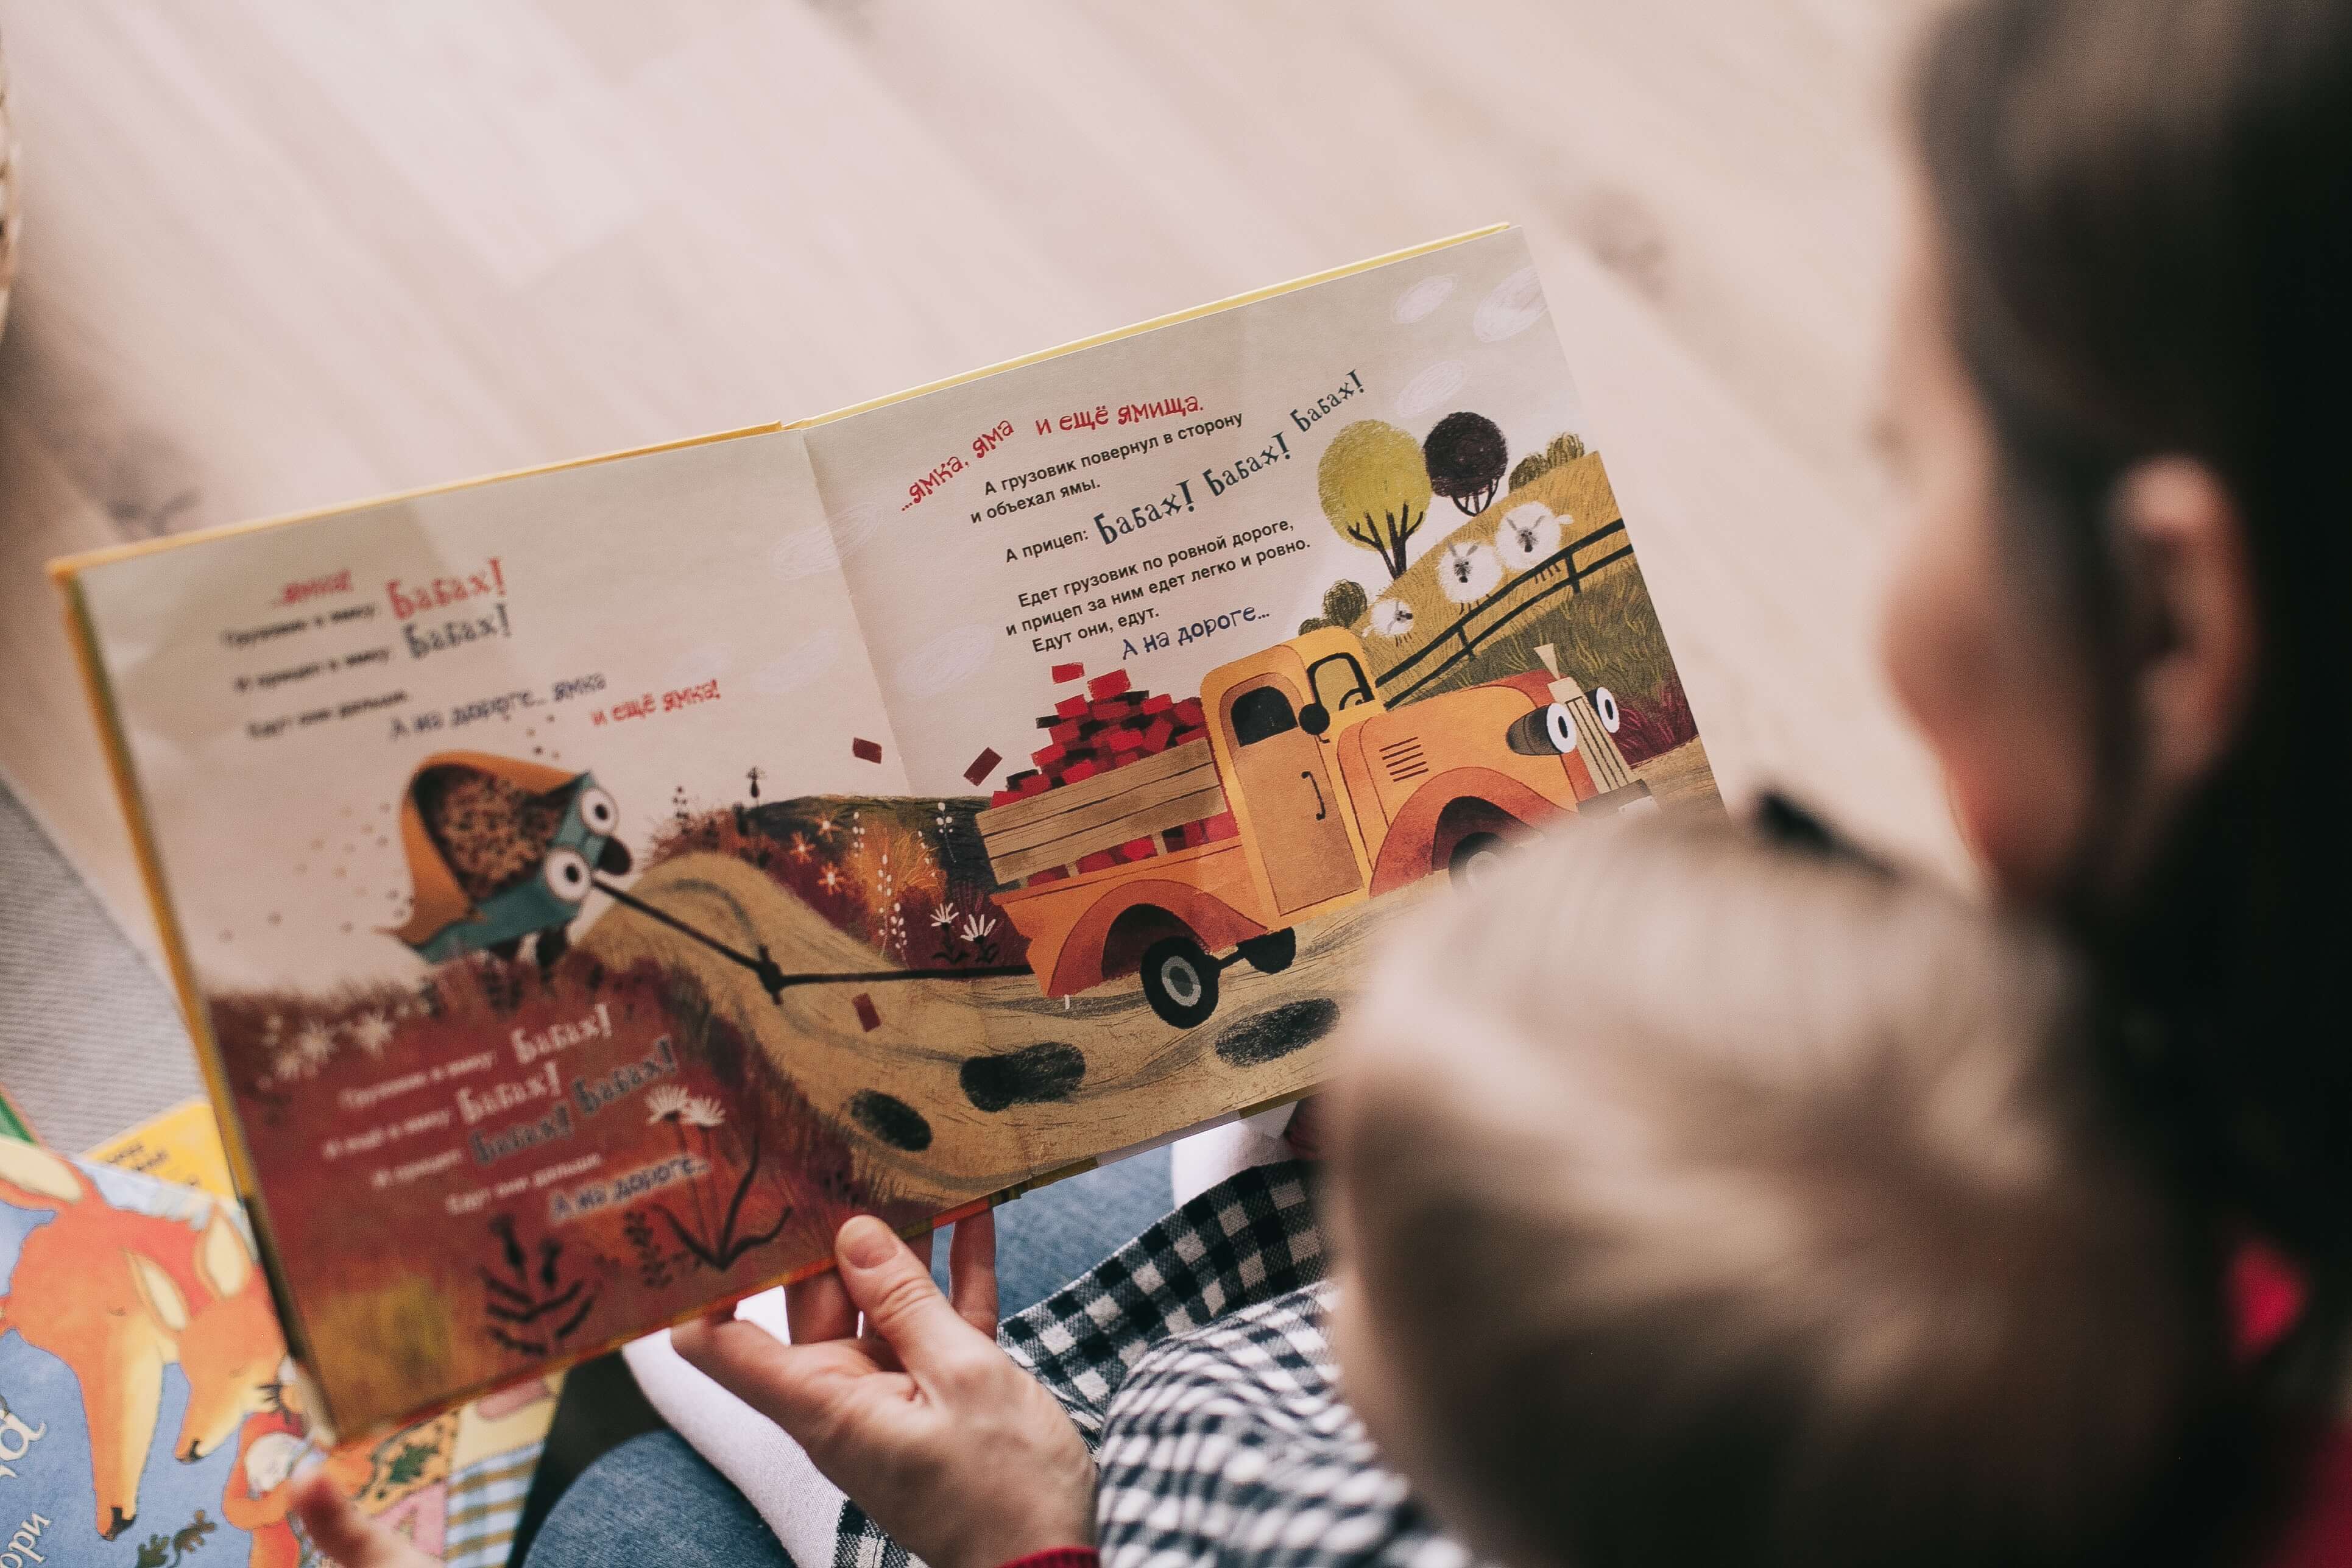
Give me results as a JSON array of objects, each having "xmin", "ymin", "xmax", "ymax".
[{"xmin": 0, "ymin": 1140, "xmax": 554, "ymax": 1564}]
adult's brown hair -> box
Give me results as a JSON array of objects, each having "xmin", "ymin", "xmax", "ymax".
[{"xmin": 1914, "ymin": 0, "xmax": 2352, "ymax": 1401}]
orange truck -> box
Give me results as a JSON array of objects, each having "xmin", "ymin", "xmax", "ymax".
[{"xmin": 976, "ymin": 626, "xmax": 1650, "ymax": 1028}]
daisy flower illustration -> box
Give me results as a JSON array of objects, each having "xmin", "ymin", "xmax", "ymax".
[{"xmin": 649, "ymin": 1086, "xmax": 731, "ymax": 1255}]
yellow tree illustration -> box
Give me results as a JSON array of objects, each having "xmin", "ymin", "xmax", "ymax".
[{"xmin": 1318, "ymin": 420, "xmax": 1433, "ymax": 581}]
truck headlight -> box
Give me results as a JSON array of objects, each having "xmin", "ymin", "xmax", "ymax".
[{"xmin": 1506, "ymin": 702, "xmax": 1579, "ymax": 757}]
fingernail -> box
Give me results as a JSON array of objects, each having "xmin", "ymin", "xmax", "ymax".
[{"xmin": 839, "ymin": 1215, "xmax": 895, "ymax": 1268}]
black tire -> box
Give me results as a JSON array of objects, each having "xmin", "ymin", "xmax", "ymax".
[
  {"xmin": 1140, "ymin": 936, "xmax": 1220, "ymax": 1029},
  {"xmin": 1236, "ymin": 928, "xmax": 1297, "ymax": 975},
  {"xmin": 1447, "ymin": 831, "xmax": 1510, "ymax": 891}
]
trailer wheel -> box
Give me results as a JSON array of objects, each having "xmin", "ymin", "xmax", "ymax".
[
  {"xmin": 1448, "ymin": 831, "xmax": 1510, "ymax": 892},
  {"xmin": 1141, "ymin": 937, "xmax": 1220, "ymax": 1029},
  {"xmin": 1236, "ymin": 928, "xmax": 1297, "ymax": 975}
]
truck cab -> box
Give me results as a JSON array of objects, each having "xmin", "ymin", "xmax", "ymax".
[
  {"xmin": 1202, "ymin": 626, "xmax": 1630, "ymax": 917},
  {"xmin": 1196, "ymin": 629, "xmax": 1384, "ymax": 927}
]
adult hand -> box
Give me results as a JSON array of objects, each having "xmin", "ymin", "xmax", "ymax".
[
  {"xmin": 291, "ymin": 1466, "xmax": 439, "ymax": 1568},
  {"xmin": 673, "ymin": 1210, "xmax": 1095, "ymax": 1568}
]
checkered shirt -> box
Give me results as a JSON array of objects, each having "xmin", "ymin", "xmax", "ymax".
[{"xmin": 833, "ymin": 1161, "xmax": 1477, "ymax": 1568}]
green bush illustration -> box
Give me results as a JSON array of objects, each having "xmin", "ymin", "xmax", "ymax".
[{"xmin": 1507, "ymin": 431, "xmax": 1587, "ymax": 492}]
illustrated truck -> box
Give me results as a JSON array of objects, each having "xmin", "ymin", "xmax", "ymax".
[{"xmin": 975, "ymin": 626, "xmax": 1650, "ymax": 1028}]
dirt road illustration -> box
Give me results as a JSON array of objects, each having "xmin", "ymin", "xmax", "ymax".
[{"xmin": 580, "ymin": 852, "xmax": 1432, "ymax": 1204}]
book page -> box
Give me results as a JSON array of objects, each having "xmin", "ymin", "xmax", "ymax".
[
  {"xmin": 66, "ymin": 428, "xmax": 929, "ymax": 1433},
  {"xmin": 798, "ymin": 225, "xmax": 1722, "ymax": 1182}
]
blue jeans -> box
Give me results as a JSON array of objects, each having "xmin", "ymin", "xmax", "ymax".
[{"xmin": 523, "ymin": 1149, "xmax": 1174, "ymax": 1567}]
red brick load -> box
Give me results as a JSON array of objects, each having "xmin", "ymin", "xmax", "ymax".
[{"xmin": 983, "ymin": 667, "xmax": 1240, "ymax": 883}]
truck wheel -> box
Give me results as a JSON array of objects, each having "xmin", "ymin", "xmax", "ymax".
[
  {"xmin": 1140, "ymin": 937, "xmax": 1220, "ymax": 1029},
  {"xmin": 1236, "ymin": 928, "xmax": 1297, "ymax": 975},
  {"xmin": 1447, "ymin": 832, "xmax": 1510, "ymax": 892}
]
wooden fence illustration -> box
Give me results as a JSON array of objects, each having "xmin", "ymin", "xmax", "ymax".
[{"xmin": 1374, "ymin": 518, "xmax": 1633, "ymax": 704}]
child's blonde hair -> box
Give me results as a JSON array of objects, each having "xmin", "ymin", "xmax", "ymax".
[{"xmin": 1333, "ymin": 811, "xmax": 2225, "ymax": 1568}]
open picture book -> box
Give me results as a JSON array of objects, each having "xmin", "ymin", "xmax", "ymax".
[{"xmin": 52, "ymin": 224, "xmax": 1723, "ymax": 1438}]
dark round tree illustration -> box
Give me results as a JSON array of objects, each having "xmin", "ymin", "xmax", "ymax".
[{"xmin": 1423, "ymin": 411, "xmax": 1508, "ymax": 518}]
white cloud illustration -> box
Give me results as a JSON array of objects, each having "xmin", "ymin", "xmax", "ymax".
[
  {"xmin": 827, "ymin": 500, "xmax": 891, "ymax": 560},
  {"xmin": 751, "ymin": 629, "xmax": 844, "ymax": 695},
  {"xmin": 1474, "ymin": 266, "xmax": 1549, "ymax": 342},
  {"xmin": 1394, "ymin": 359, "xmax": 1467, "ymax": 421},
  {"xmin": 892, "ymin": 623, "xmax": 996, "ymax": 701},
  {"xmin": 1392, "ymin": 273, "xmax": 1456, "ymax": 324},
  {"xmin": 769, "ymin": 525, "xmax": 842, "ymax": 582}
]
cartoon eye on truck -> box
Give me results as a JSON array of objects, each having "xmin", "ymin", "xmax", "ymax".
[{"xmin": 976, "ymin": 626, "xmax": 1650, "ymax": 1029}]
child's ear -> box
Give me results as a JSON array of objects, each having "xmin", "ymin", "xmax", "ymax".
[
  {"xmin": 195, "ymin": 1210, "xmax": 255, "ymax": 1300},
  {"xmin": 127, "ymin": 1251, "xmax": 191, "ymax": 1335}
]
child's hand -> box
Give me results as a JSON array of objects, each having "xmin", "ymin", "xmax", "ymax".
[
  {"xmin": 673, "ymin": 1209, "xmax": 1095, "ymax": 1568},
  {"xmin": 291, "ymin": 1467, "xmax": 438, "ymax": 1568}
]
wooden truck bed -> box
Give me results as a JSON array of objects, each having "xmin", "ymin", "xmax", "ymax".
[{"xmin": 975, "ymin": 740, "xmax": 1227, "ymax": 886}]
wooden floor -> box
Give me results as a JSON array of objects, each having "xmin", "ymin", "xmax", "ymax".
[{"xmin": 0, "ymin": 0, "xmax": 1958, "ymax": 963}]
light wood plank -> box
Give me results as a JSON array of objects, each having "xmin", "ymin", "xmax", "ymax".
[
  {"xmin": 978, "ymin": 743, "xmax": 1217, "ymax": 843},
  {"xmin": 989, "ymin": 785, "xmax": 1231, "ymax": 886}
]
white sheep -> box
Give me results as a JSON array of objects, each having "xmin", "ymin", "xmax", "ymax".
[
  {"xmin": 1436, "ymin": 540, "xmax": 1503, "ymax": 604},
  {"xmin": 1494, "ymin": 503, "xmax": 1565, "ymax": 571},
  {"xmin": 1369, "ymin": 598, "xmax": 1417, "ymax": 638}
]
